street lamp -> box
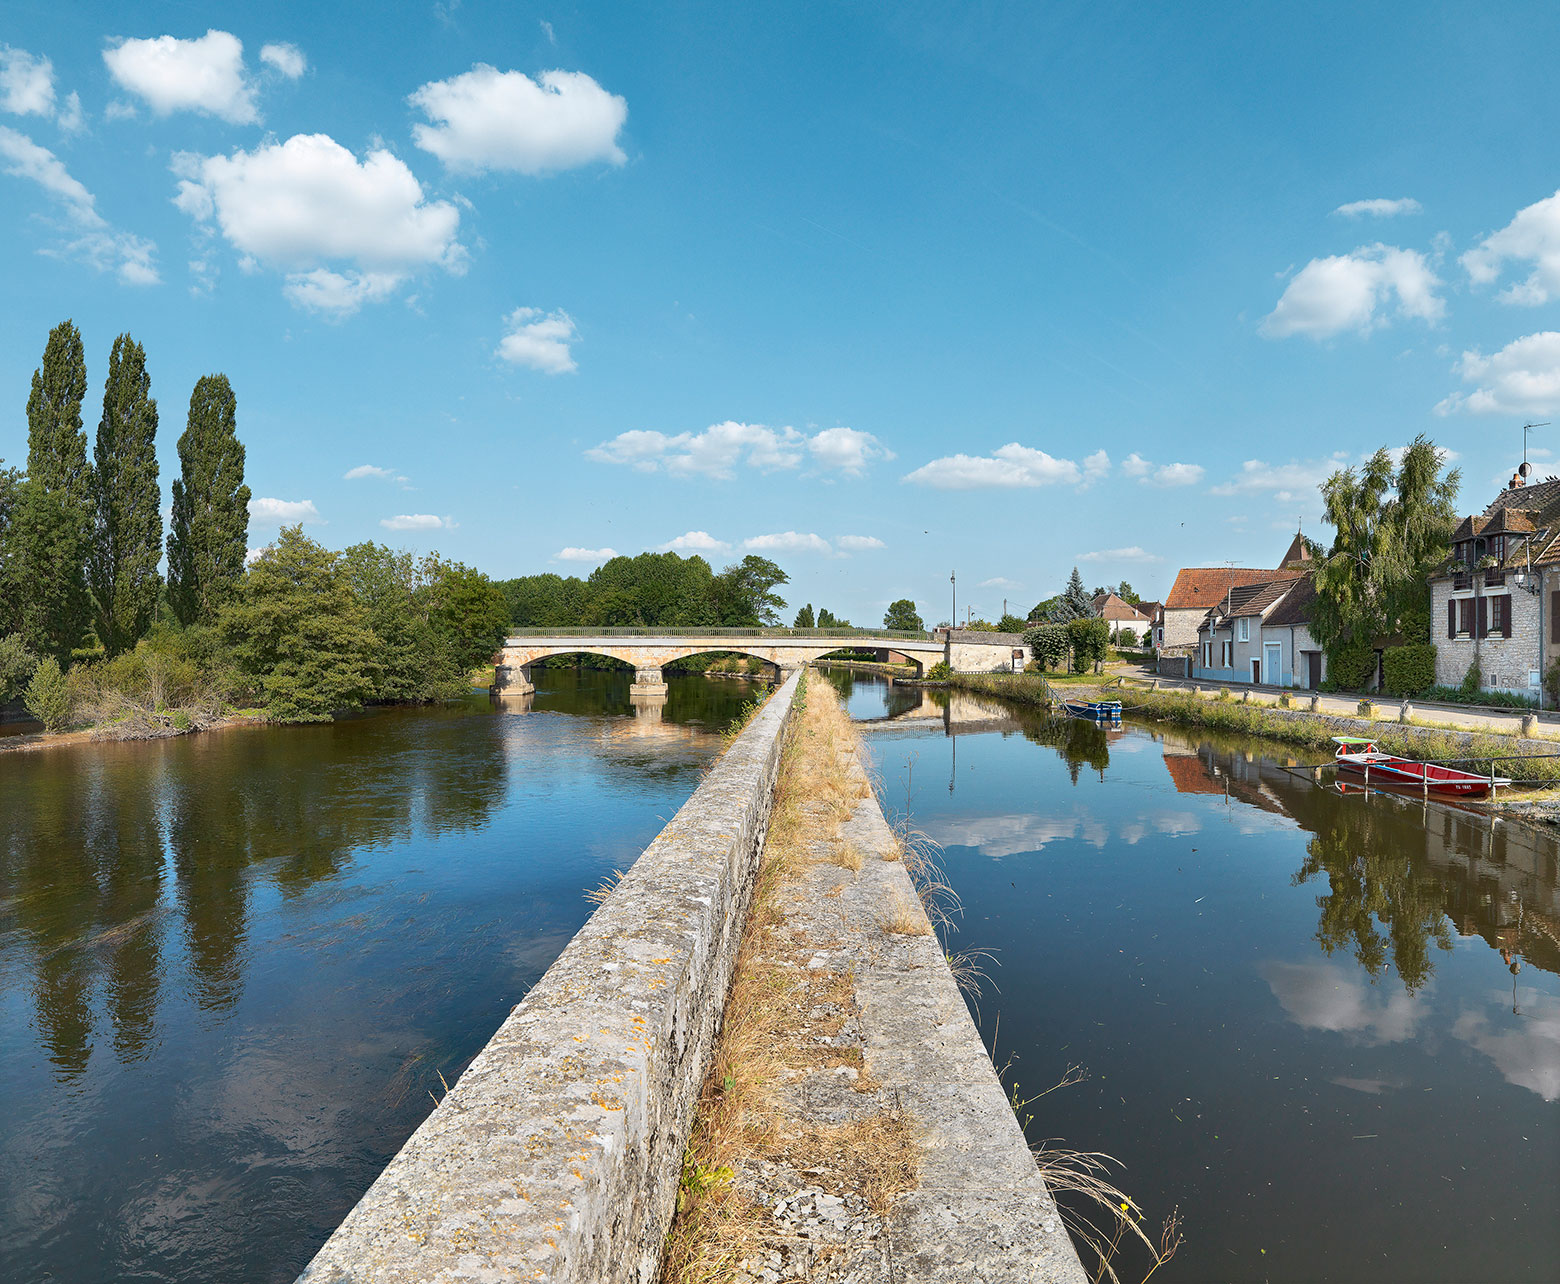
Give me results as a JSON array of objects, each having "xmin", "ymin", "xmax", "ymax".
[{"xmin": 950, "ymin": 571, "xmax": 956, "ymax": 636}]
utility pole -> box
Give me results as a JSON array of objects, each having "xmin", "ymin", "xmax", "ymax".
[{"xmin": 950, "ymin": 571, "xmax": 956, "ymax": 635}]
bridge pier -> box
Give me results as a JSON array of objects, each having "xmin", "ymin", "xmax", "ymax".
[
  {"xmin": 493, "ymin": 663, "xmax": 535, "ymax": 697},
  {"xmin": 630, "ymin": 666, "xmax": 669, "ymax": 697}
]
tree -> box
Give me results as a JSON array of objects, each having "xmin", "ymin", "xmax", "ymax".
[
  {"xmin": 0, "ymin": 633, "xmax": 37, "ymax": 700},
  {"xmin": 1309, "ymin": 436, "xmax": 1459, "ymax": 684},
  {"xmin": 997, "ymin": 613, "xmax": 1028, "ymax": 633},
  {"xmin": 1023, "ymin": 623, "xmax": 1068, "ymax": 670},
  {"xmin": 0, "ymin": 460, "xmax": 23, "ymax": 637},
  {"xmin": 1027, "ymin": 595, "xmax": 1059, "ymax": 622},
  {"xmin": 1048, "ymin": 568, "xmax": 1093, "ymax": 622},
  {"xmin": 794, "ymin": 603, "xmax": 815, "ymax": 629},
  {"xmin": 817, "ymin": 607, "xmax": 837, "ymax": 628},
  {"xmin": 220, "ymin": 526, "xmax": 377, "ymax": 722},
  {"xmin": 23, "ymin": 655, "xmax": 72, "ymax": 730},
  {"xmin": 425, "ymin": 556, "xmax": 510, "ymax": 672},
  {"xmin": 26, "ymin": 320, "xmax": 89, "ymax": 502},
  {"xmin": 89, "ymin": 334, "xmax": 161, "ymax": 656},
  {"xmin": 501, "ymin": 572, "xmax": 587, "ymax": 627},
  {"xmin": 168, "ymin": 374, "xmax": 251, "ymax": 626},
  {"xmin": 342, "ymin": 543, "xmax": 458, "ymax": 702},
  {"xmin": 712, "ymin": 555, "xmax": 788, "ymax": 625},
  {"xmin": 884, "ymin": 599, "xmax": 923, "ymax": 631},
  {"xmin": 1066, "ymin": 616, "xmax": 1110, "ymax": 673},
  {"xmin": 1116, "ymin": 581, "xmax": 1141, "ymax": 605}
]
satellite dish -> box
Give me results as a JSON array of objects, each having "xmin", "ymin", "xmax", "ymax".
[{"xmin": 1520, "ymin": 461, "xmax": 1534, "ymax": 478}]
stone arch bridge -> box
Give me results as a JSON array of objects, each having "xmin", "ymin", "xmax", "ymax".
[{"xmin": 494, "ymin": 629, "xmax": 1031, "ymax": 695}]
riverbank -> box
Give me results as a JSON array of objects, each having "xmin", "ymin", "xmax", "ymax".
[
  {"xmin": 946, "ymin": 672, "xmax": 1560, "ymax": 787},
  {"xmin": 0, "ymin": 709, "xmax": 268, "ymax": 754},
  {"xmin": 814, "ymin": 659, "xmax": 918, "ymax": 679},
  {"xmin": 665, "ymin": 675, "xmax": 1088, "ymax": 1282}
]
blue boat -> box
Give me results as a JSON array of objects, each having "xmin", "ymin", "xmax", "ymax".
[{"xmin": 1063, "ymin": 698, "xmax": 1122, "ymax": 721}]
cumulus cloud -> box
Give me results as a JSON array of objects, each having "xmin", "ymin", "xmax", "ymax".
[
  {"xmin": 104, "ymin": 30, "xmax": 258, "ymax": 124},
  {"xmin": 344, "ymin": 464, "xmax": 395, "ymax": 480},
  {"xmin": 902, "ymin": 443, "xmax": 1099, "ymax": 490},
  {"xmin": 1435, "ymin": 332, "xmax": 1560, "ymax": 415},
  {"xmin": 1210, "ymin": 455, "xmax": 1348, "ymax": 496},
  {"xmin": 172, "ymin": 133, "xmax": 463, "ymax": 315},
  {"xmin": 380, "ymin": 513, "xmax": 448, "ymax": 531},
  {"xmin": 743, "ymin": 532, "xmax": 832, "ymax": 555},
  {"xmin": 1076, "ymin": 546, "xmax": 1163, "ymax": 564},
  {"xmin": 1333, "ymin": 197, "xmax": 1422, "ymax": 218},
  {"xmin": 836, "ymin": 535, "xmax": 885, "ymax": 552},
  {"xmin": 0, "ymin": 45, "xmax": 55, "ymax": 117},
  {"xmin": 587, "ymin": 423, "xmax": 883, "ymax": 480},
  {"xmin": 259, "ymin": 43, "xmax": 306, "ymax": 79},
  {"xmin": 497, "ymin": 306, "xmax": 578, "ymax": 373},
  {"xmin": 1463, "ymin": 189, "xmax": 1560, "ymax": 305},
  {"xmin": 556, "ymin": 546, "xmax": 617, "ymax": 562},
  {"xmin": 0, "ymin": 125, "xmax": 159, "ymax": 284},
  {"xmin": 1121, "ymin": 451, "xmax": 1203, "ymax": 487},
  {"xmin": 56, "ymin": 91, "xmax": 83, "ymax": 133},
  {"xmin": 806, "ymin": 427, "xmax": 893, "ymax": 475},
  {"xmin": 659, "ymin": 530, "xmax": 730, "ymax": 554},
  {"xmin": 1261, "ymin": 244, "xmax": 1443, "ymax": 339},
  {"xmin": 250, "ymin": 497, "xmax": 321, "ymax": 525},
  {"xmin": 409, "ymin": 65, "xmax": 627, "ymax": 174}
]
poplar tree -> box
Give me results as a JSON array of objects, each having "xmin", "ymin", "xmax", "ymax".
[
  {"xmin": 89, "ymin": 334, "xmax": 161, "ymax": 656},
  {"xmin": 16, "ymin": 321, "xmax": 92, "ymax": 661},
  {"xmin": 168, "ymin": 374, "xmax": 250, "ymax": 626}
]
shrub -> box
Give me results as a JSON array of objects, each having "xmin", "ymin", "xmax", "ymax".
[
  {"xmin": 926, "ymin": 661, "xmax": 952, "ymax": 681},
  {"xmin": 1382, "ymin": 644, "xmax": 1436, "ymax": 697},
  {"xmin": 1117, "ymin": 628, "xmax": 1137, "ymax": 648},
  {"xmin": 1023, "ymin": 658, "xmax": 1046, "ymax": 675},
  {"xmin": 1459, "ymin": 657, "xmax": 1482, "ymax": 701},
  {"xmin": 23, "ymin": 656, "xmax": 72, "ymax": 731},
  {"xmin": 1326, "ymin": 634, "xmax": 1377, "ymax": 690},
  {"xmin": 1547, "ymin": 657, "xmax": 1560, "ymax": 708},
  {"xmin": 1023, "ymin": 624, "xmax": 1069, "ymax": 671},
  {"xmin": 1066, "ymin": 617, "xmax": 1110, "ymax": 673},
  {"xmin": 0, "ymin": 633, "xmax": 38, "ymax": 701}
]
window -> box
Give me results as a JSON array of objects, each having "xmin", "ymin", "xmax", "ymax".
[
  {"xmin": 1489, "ymin": 594, "xmax": 1512, "ymax": 637},
  {"xmin": 1221, "ymin": 640, "xmax": 1233, "ymax": 668},
  {"xmin": 1237, "ymin": 617, "xmax": 1250, "ymax": 642}
]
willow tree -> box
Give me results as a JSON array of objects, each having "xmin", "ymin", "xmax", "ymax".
[
  {"xmin": 89, "ymin": 334, "xmax": 161, "ymax": 656},
  {"xmin": 1308, "ymin": 436, "xmax": 1460, "ymax": 686},
  {"xmin": 168, "ymin": 375, "xmax": 250, "ymax": 626}
]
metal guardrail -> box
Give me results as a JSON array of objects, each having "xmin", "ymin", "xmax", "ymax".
[{"xmin": 503, "ymin": 627, "xmax": 938, "ymax": 641}]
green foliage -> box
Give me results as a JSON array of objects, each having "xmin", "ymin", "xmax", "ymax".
[
  {"xmin": 1116, "ymin": 581, "xmax": 1141, "ymax": 605},
  {"xmin": 26, "ymin": 320, "xmax": 90, "ymax": 503},
  {"xmin": 1458, "ymin": 657, "xmax": 1482, "ymax": 700},
  {"xmin": 1023, "ymin": 623, "xmax": 1069, "ymax": 670},
  {"xmin": 997, "ymin": 612, "xmax": 1028, "ymax": 633},
  {"xmin": 1310, "ymin": 435, "xmax": 1459, "ymax": 667},
  {"xmin": 1326, "ymin": 633, "xmax": 1377, "ymax": 691},
  {"xmin": 1546, "ymin": 657, "xmax": 1560, "ymax": 708},
  {"xmin": 1027, "ymin": 595, "xmax": 1059, "ymax": 622},
  {"xmin": 1049, "ymin": 568, "xmax": 1093, "ymax": 622},
  {"xmin": 1382, "ymin": 644, "xmax": 1436, "ymax": 696},
  {"xmin": 89, "ymin": 333, "xmax": 162, "ymax": 657},
  {"xmin": 220, "ymin": 526, "xmax": 378, "ymax": 722},
  {"xmin": 793, "ymin": 603, "xmax": 815, "ymax": 628},
  {"xmin": 1115, "ymin": 628, "xmax": 1138, "ymax": 648},
  {"xmin": 426, "ymin": 556, "xmax": 509, "ymax": 672},
  {"xmin": 0, "ymin": 632, "xmax": 38, "ymax": 700},
  {"xmin": 11, "ymin": 480, "xmax": 91, "ymax": 664},
  {"xmin": 504, "ymin": 551, "xmax": 789, "ymax": 629},
  {"xmin": 24, "ymin": 655, "xmax": 72, "ymax": 730},
  {"xmin": 926, "ymin": 660, "xmax": 952, "ymax": 680},
  {"xmin": 817, "ymin": 606, "xmax": 847, "ymax": 628},
  {"xmin": 964, "ymin": 619, "xmax": 998, "ymax": 631},
  {"xmin": 502, "ymin": 571, "xmax": 587, "ymax": 626},
  {"xmin": 342, "ymin": 543, "xmax": 465, "ymax": 702},
  {"xmin": 1065, "ymin": 616, "xmax": 1110, "ymax": 673},
  {"xmin": 1421, "ymin": 683, "xmax": 1537, "ymax": 710},
  {"xmin": 883, "ymin": 598, "xmax": 923, "ymax": 631},
  {"xmin": 168, "ymin": 374, "xmax": 250, "ymax": 627}
]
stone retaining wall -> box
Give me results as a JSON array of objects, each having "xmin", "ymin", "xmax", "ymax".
[{"xmin": 298, "ymin": 673, "xmax": 801, "ymax": 1284}]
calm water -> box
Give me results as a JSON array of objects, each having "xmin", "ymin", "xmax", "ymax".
[
  {"xmin": 827, "ymin": 669, "xmax": 1560, "ymax": 1283},
  {"xmin": 0, "ymin": 669, "xmax": 764, "ymax": 1284}
]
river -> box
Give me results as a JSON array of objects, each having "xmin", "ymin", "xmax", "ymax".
[
  {"xmin": 0, "ymin": 669, "xmax": 766, "ymax": 1284},
  {"xmin": 825, "ymin": 668, "xmax": 1560, "ymax": 1282}
]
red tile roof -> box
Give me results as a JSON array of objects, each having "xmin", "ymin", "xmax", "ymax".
[{"xmin": 1164, "ymin": 566, "xmax": 1303, "ymax": 610}]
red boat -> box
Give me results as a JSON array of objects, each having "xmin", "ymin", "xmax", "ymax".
[{"xmin": 1331, "ymin": 736, "xmax": 1511, "ymax": 796}]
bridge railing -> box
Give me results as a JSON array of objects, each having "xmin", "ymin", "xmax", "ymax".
[{"xmin": 502, "ymin": 626, "xmax": 939, "ymax": 641}]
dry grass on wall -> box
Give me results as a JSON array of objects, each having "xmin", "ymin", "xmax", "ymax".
[{"xmin": 661, "ymin": 673, "xmax": 919, "ymax": 1284}]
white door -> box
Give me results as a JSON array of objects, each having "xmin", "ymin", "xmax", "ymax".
[{"xmin": 1265, "ymin": 642, "xmax": 1282, "ymax": 686}]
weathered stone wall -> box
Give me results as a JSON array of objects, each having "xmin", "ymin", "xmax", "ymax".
[
  {"xmin": 297, "ymin": 673, "xmax": 801, "ymax": 1284},
  {"xmin": 946, "ymin": 630, "xmax": 1029, "ymax": 673},
  {"xmin": 1431, "ymin": 576, "xmax": 1546, "ymax": 698}
]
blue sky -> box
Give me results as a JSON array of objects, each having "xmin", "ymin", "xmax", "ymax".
[{"xmin": 4, "ymin": 2, "xmax": 1560, "ymax": 625}]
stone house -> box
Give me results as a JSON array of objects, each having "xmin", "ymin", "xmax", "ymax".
[
  {"xmin": 1429, "ymin": 476, "xmax": 1560, "ymax": 703},
  {"xmin": 1193, "ymin": 576, "xmax": 1310, "ymax": 684},
  {"xmin": 1158, "ymin": 534, "xmax": 1311, "ymax": 653}
]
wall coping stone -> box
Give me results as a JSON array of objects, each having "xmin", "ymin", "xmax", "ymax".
[{"xmin": 298, "ymin": 673, "xmax": 801, "ymax": 1284}]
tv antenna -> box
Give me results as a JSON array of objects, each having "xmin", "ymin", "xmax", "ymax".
[{"xmin": 1523, "ymin": 422, "xmax": 1549, "ymax": 473}]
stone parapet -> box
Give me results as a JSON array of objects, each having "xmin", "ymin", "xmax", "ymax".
[{"xmin": 297, "ymin": 673, "xmax": 801, "ymax": 1284}]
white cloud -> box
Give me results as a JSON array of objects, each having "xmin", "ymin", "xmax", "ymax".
[
  {"xmin": 556, "ymin": 546, "xmax": 617, "ymax": 562},
  {"xmin": 743, "ymin": 532, "xmax": 832, "ymax": 555},
  {"xmin": 104, "ymin": 30, "xmax": 257, "ymax": 124},
  {"xmin": 0, "ymin": 125, "xmax": 159, "ymax": 284},
  {"xmin": 497, "ymin": 306, "xmax": 578, "ymax": 373},
  {"xmin": 659, "ymin": 530, "xmax": 730, "ymax": 554},
  {"xmin": 979, "ymin": 576, "xmax": 1019, "ymax": 589},
  {"xmin": 1261, "ymin": 244, "xmax": 1443, "ymax": 339},
  {"xmin": 1435, "ymin": 331, "xmax": 1560, "ymax": 416},
  {"xmin": 806, "ymin": 427, "xmax": 892, "ymax": 475},
  {"xmin": 1261, "ymin": 961, "xmax": 1424, "ymax": 1044},
  {"xmin": 1076, "ymin": 546, "xmax": 1163, "ymax": 564},
  {"xmin": 250, "ymin": 497, "xmax": 321, "ymax": 526},
  {"xmin": 56, "ymin": 91, "xmax": 83, "ymax": 133},
  {"xmin": 344, "ymin": 464, "xmax": 395, "ymax": 480},
  {"xmin": 1333, "ymin": 197, "xmax": 1422, "ymax": 219},
  {"xmin": 172, "ymin": 133, "xmax": 463, "ymax": 315},
  {"xmin": 409, "ymin": 65, "xmax": 627, "ymax": 175},
  {"xmin": 1210, "ymin": 455, "xmax": 1347, "ymax": 496},
  {"xmin": 1120, "ymin": 451, "xmax": 1204, "ymax": 487},
  {"xmin": 1463, "ymin": 190, "xmax": 1560, "ymax": 305},
  {"xmin": 1452, "ymin": 992, "xmax": 1560, "ymax": 1102},
  {"xmin": 259, "ymin": 43, "xmax": 306, "ymax": 79},
  {"xmin": 0, "ymin": 45, "xmax": 55, "ymax": 117},
  {"xmin": 902, "ymin": 442, "xmax": 1088, "ymax": 490},
  {"xmin": 380, "ymin": 513, "xmax": 448, "ymax": 531},
  {"xmin": 836, "ymin": 534, "xmax": 885, "ymax": 552}
]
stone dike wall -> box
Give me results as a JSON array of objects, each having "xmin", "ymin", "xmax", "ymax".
[{"xmin": 298, "ymin": 672, "xmax": 801, "ymax": 1284}]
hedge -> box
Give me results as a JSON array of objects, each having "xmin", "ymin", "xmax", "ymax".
[{"xmin": 1382, "ymin": 643, "xmax": 1436, "ymax": 697}]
